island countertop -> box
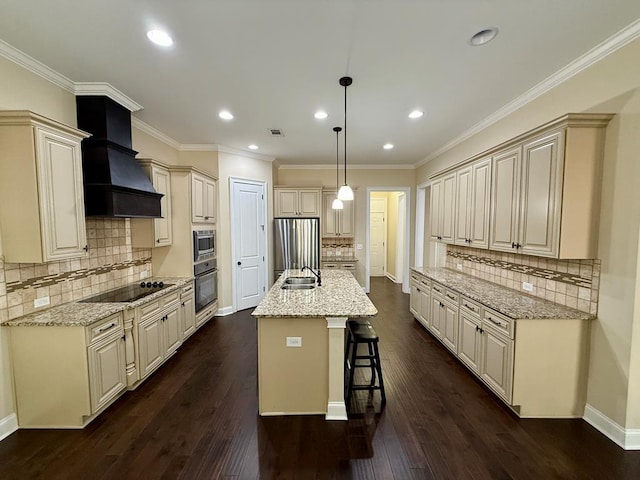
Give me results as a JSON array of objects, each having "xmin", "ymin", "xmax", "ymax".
[{"xmin": 252, "ymin": 269, "xmax": 377, "ymax": 318}]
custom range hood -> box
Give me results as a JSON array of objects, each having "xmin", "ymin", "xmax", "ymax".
[{"xmin": 76, "ymin": 95, "xmax": 162, "ymax": 218}]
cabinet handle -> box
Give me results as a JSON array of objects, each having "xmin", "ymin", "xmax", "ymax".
[
  {"xmin": 433, "ymin": 286, "xmax": 442, "ymax": 293},
  {"xmin": 182, "ymin": 302, "xmax": 186, "ymax": 307},
  {"xmin": 121, "ymin": 335, "xmax": 126, "ymax": 342},
  {"xmin": 486, "ymin": 316, "xmax": 505, "ymax": 328},
  {"xmin": 97, "ymin": 322, "xmax": 116, "ymax": 333},
  {"xmin": 516, "ymin": 243, "xmax": 521, "ymax": 249},
  {"xmin": 511, "ymin": 242, "xmax": 517, "ymax": 249},
  {"xmin": 439, "ymin": 301, "xmax": 444, "ymax": 308},
  {"xmin": 464, "ymin": 303, "xmax": 477, "ymax": 312},
  {"xmin": 446, "ymin": 293, "xmax": 456, "ymax": 301},
  {"xmin": 83, "ymin": 245, "xmax": 89, "ymax": 252},
  {"xmin": 157, "ymin": 239, "xmax": 160, "ymax": 243},
  {"xmin": 205, "ymin": 216, "xmax": 210, "ymax": 219},
  {"xmin": 416, "ymin": 288, "xmax": 420, "ymax": 293}
]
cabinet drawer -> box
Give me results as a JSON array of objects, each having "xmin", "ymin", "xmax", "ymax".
[
  {"xmin": 87, "ymin": 312, "xmax": 124, "ymax": 344},
  {"xmin": 431, "ymin": 283, "xmax": 445, "ymax": 296},
  {"xmin": 410, "ymin": 272, "xmax": 421, "ymax": 283},
  {"xmin": 181, "ymin": 283, "xmax": 193, "ymax": 297},
  {"xmin": 460, "ymin": 297, "xmax": 481, "ymax": 319},
  {"xmin": 139, "ymin": 290, "xmax": 180, "ymax": 321},
  {"xmin": 419, "ymin": 277, "xmax": 431, "ymax": 289},
  {"xmin": 322, "ymin": 263, "xmax": 338, "ymax": 269},
  {"xmin": 482, "ymin": 308, "xmax": 514, "ymax": 339},
  {"xmin": 341, "ymin": 263, "xmax": 356, "ymax": 270}
]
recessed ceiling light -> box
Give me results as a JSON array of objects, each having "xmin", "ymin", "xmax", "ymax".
[
  {"xmin": 219, "ymin": 110, "xmax": 234, "ymax": 120},
  {"xmin": 469, "ymin": 28, "xmax": 499, "ymax": 46},
  {"xmin": 248, "ymin": 144, "xmax": 259, "ymax": 150},
  {"xmin": 383, "ymin": 143, "xmax": 394, "ymax": 150},
  {"xmin": 314, "ymin": 111, "xmax": 328, "ymax": 119},
  {"xmin": 408, "ymin": 110, "xmax": 424, "ymax": 119},
  {"xmin": 146, "ymin": 29, "xmax": 173, "ymax": 47}
]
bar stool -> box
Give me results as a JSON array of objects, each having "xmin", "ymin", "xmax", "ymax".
[{"xmin": 345, "ymin": 320, "xmax": 386, "ymax": 410}]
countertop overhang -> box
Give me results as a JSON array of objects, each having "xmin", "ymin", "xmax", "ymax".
[{"xmin": 252, "ymin": 270, "xmax": 377, "ymax": 318}]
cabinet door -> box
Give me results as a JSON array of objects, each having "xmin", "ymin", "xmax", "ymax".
[
  {"xmin": 409, "ymin": 284, "xmax": 420, "ymax": 317},
  {"xmin": 458, "ymin": 311, "xmax": 481, "ymax": 374},
  {"xmin": 152, "ymin": 165, "xmax": 173, "ymax": 246},
  {"xmin": 429, "ymin": 295, "xmax": 443, "ymax": 339},
  {"xmin": 490, "ymin": 147, "xmax": 521, "ymax": 252},
  {"xmin": 298, "ymin": 189, "xmax": 320, "ymax": 216},
  {"xmin": 419, "ymin": 287, "xmax": 430, "ymax": 328},
  {"xmin": 480, "ymin": 328, "xmax": 514, "ymax": 402},
  {"xmin": 138, "ymin": 316, "xmax": 164, "ymax": 378},
  {"xmin": 163, "ymin": 305, "xmax": 182, "ymax": 356},
  {"xmin": 87, "ymin": 334, "xmax": 126, "ymax": 413},
  {"xmin": 204, "ymin": 178, "xmax": 217, "ymax": 223},
  {"xmin": 519, "ymin": 131, "xmax": 563, "ymax": 258},
  {"xmin": 454, "ymin": 166, "xmax": 472, "ymax": 246},
  {"xmin": 35, "ymin": 127, "xmax": 87, "ymax": 261},
  {"xmin": 441, "ymin": 302, "xmax": 459, "ymax": 353},
  {"xmin": 441, "ymin": 173, "xmax": 457, "ymax": 243},
  {"xmin": 339, "ymin": 198, "xmax": 355, "ymax": 236},
  {"xmin": 322, "ymin": 192, "xmax": 338, "ymax": 236},
  {"xmin": 429, "ymin": 179, "xmax": 442, "ymax": 239},
  {"xmin": 469, "ymin": 157, "xmax": 492, "ymax": 248},
  {"xmin": 181, "ymin": 293, "xmax": 196, "ymax": 339},
  {"xmin": 275, "ymin": 189, "xmax": 298, "ymax": 216},
  {"xmin": 191, "ymin": 174, "xmax": 206, "ymax": 223}
]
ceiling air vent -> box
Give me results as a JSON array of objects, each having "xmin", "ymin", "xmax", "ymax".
[{"xmin": 268, "ymin": 128, "xmax": 284, "ymax": 137}]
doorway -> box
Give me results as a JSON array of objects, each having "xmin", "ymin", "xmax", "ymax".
[
  {"xmin": 366, "ymin": 187, "xmax": 411, "ymax": 294},
  {"xmin": 230, "ymin": 177, "xmax": 268, "ymax": 312}
]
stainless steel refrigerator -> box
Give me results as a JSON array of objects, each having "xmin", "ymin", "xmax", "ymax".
[{"xmin": 274, "ymin": 217, "xmax": 320, "ymax": 280}]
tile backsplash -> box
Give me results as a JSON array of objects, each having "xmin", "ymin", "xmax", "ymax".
[
  {"xmin": 446, "ymin": 245, "xmax": 600, "ymax": 315},
  {"xmin": 322, "ymin": 237, "xmax": 355, "ymax": 258},
  {"xmin": 0, "ymin": 218, "xmax": 152, "ymax": 321}
]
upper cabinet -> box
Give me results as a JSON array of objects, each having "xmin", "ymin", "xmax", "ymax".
[
  {"xmin": 192, "ymin": 172, "xmax": 217, "ymax": 224},
  {"xmin": 322, "ymin": 190, "xmax": 354, "ymax": 237},
  {"xmin": 131, "ymin": 159, "xmax": 173, "ymax": 247},
  {"xmin": 432, "ymin": 113, "xmax": 612, "ymax": 259},
  {"xmin": 430, "ymin": 172, "xmax": 456, "ymax": 243},
  {"xmin": 274, "ymin": 187, "xmax": 321, "ymax": 217},
  {"xmin": 0, "ymin": 111, "xmax": 90, "ymax": 263}
]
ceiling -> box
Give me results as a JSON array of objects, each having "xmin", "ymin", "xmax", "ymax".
[{"xmin": 1, "ymin": 1, "xmax": 640, "ymax": 166}]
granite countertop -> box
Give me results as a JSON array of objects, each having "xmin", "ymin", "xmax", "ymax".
[
  {"xmin": 411, "ymin": 267, "xmax": 593, "ymax": 321},
  {"xmin": 252, "ymin": 269, "xmax": 377, "ymax": 318},
  {"xmin": 321, "ymin": 257, "xmax": 358, "ymax": 263},
  {"xmin": 1, "ymin": 277, "xmax": 193, "ymax": 327}
]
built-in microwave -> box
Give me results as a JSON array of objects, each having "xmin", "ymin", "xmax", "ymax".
[{"xmin": 193, "ymin": 229, "xmax": 215, "ymax": 263}]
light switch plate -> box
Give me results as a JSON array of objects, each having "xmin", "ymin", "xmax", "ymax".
[
  {"xmin": 34, "ymin": 296, "xmax": 50, "ymax": 308},
  {"xmin": 356, "ymin": 244, "xmax": 363, "ymax": 250},
  {"xmin": 140, "ymin": 270, "xmax": 148, "ymax": 279},
  {"xmin": 522, "ymin": 282, "xmax": 534, "ymax": 292},
  {"xmin": 286, "ymin": 337, "xmax": 302, "ymax": 347},
  {"xmin": 336, "ymin": 251, "xmax": 342, "ymax": 256},
  {"xmin": 456, "ymin": 263, "xmax": 463, "ymax": 271}
]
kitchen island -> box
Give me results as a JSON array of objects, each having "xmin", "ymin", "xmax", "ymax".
[{"xmin": 252, "ymin": 269, "xmax": 377, "ymax": 420}]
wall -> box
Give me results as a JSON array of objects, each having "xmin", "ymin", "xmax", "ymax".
[
  {"xmin": 217, "ymin": 152, "xmax": 274, "ymax": 311},
  {"xmin": 416, "ymin": 37, "xmax": 640, "ymax": 432},
  {"xmin": 277, "ymin": 168, "xmax": 415, "ymax": 286}
]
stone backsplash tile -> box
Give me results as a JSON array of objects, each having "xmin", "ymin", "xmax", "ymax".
[
  {"xmin": 446, "ymin": 245, "xmax": 600, "ymax": 315},
  {"xmin": 0, "ymin": 218, "xmax": 152, "ymax": 320},
  {"xmin": 322, "ymin": 237, "xmax": 354, "ymax": 258}
]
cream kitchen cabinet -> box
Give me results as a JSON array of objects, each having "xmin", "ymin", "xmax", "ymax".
[
  {"xmin": 322, "ymin": 190, "xmax": 354, "ymax": 237},
  {"xmin": 9, "ymin": 311, "xmax": 126, "ymax": 428},
  {"xmin": 275, "ymin": 187, "xmax": 321, "ymax": 217},
  {"xmin": 322, "ymin": 261, "xmax": 356, "ymax": 271},
  {"xmin": 192, "ymin": 172, "xmax": 217, "ymax": 224},
  {"xmin": 479, "ymin": 308, "xmax": 514, "ymax": 403},
  {"xmin": 430, "ymin": 282, "xmax": 459, "ymax": 352},
  {"xmin": 454, "ymin": 157, "xmax": 491, "ymax": 248},
  {"xmin": 136, "ymin": 291, "xmax": 182, "ymax": 379},
  {"xmin": 180, "ymin": 283, "xmax": 196, "ymax": 339},
  {"xmin": 430, "ymin": 172, "xmax": 456, "ymax": 243},
  {"xmin": 131, "ymin": 159, "xmax": 173, "ymax": 247},
  {"xmin": 0, "ymin": 111, "xmax": 90, "ymax": 263},
  {"xmin": 489, "ymin": 114, "xmax": 612, "ymax": 258},
  {"xmin": 458, "ymin": 299, "xmax": 483, "ymax": 374},
  {"xmin": 409, "ymin": 272, "xmax": 431, "ymax": 330}
]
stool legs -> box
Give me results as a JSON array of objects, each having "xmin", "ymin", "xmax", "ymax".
[{"xmin": 345, "ymin": 337, "xmax": 386, "ymax": 411}]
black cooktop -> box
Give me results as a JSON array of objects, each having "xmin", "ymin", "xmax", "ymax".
[{"xmin": 80, "ymin": 281, "xmax": 174, "ymax": 303}]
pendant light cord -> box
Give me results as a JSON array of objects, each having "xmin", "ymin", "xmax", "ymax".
[{"xmin": 343, "ymin": 81, "xmax": 347, "ymax": 186}]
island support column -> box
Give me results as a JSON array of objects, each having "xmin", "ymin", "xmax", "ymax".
[{"xmin": 326, "ymin": 317, "xmax": 348, "ymax": 420}]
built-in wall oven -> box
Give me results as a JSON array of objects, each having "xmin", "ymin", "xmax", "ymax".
[
  {"xmin": 193, "ymin": 229, "xmax": 216, "ymax": 263},
  {"xmin": 194, "ymin": 259, "xmax": 217, "ymax": 313}
]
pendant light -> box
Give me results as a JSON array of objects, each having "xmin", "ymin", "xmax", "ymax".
[
  {"xmin": 337, "ymin": 76, "xmax": 354, "ymax": 201},
  {"xmin": 331, "ymin": 127, "xmax": 344, "ymax": 210}
]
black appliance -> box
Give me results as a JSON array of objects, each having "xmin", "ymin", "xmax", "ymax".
[
  {"xmin": 80, "ymin": 281, "xmax": 173, "ymax": 303},
  {"xmin": 76, "ymin": 95, "xmax": 163, "ymax": 218},
  {"xmin": 194, "ymin": 259, "xmax": 218, "ymax": 313},
  {"xmin": 193, "ymin": 229, "xmax": 216, "ymax": 262}
]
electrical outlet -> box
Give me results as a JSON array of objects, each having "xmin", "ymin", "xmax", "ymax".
[
  {"xmin": 356, "ymin": 244, "xmax": 363, "ymax": 250},
  {"xmin": 522, "ymin": 282, "xmax": 534, "ymax": 292},
  {"xmin": 456, "ymin": 263, "xmax": 463, "ymax": 271},
  {"xmin": 336, "ymin": 251, "xmax": 342, "ymax": 256},
  {"xmin": 140, "ymin": 270, "xmax": 148, "ymax": 279},
  {"xmin": 286, "ymin": 337, "xmax": 302, "ymax": 347},
  {"xmin": 34, "ymin": 296, "xmax": 50, "ymax": 308}
]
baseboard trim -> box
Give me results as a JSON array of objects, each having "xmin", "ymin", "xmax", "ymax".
[
  {"xmin": 583, "ymin": 404, "xmax": 640, "ymax": 450},
  {"xmin": 325, "ymin": 401, "xmax": 348, "ymax": 420},
  {"xmin": 0, "ymin": 413, "xmax": 18, "ymax": 442},
  {"xmin": 385, "ymin": 272, "xmax": 397, "ymax": 283},
  {"xmin": 215, "ymin": 306, "xmax": 234, "ymax": 316}
]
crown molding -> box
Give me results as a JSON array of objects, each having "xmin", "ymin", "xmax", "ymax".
[
  {"xmin": 0, "ymin": 38, "xmax": 74, "ymax": 93},
  {"xmin": 74, "ymin": 82, "xmax": 143, "ymax": 112},
  {"xmin": 417, "ymin": 18, "xmax": 640, "ymax": 168},
  {"xmin": 213, "ymin": 144, "xmax": 276, "ymax": 162},
  {"xmin": 278, "ymin": 163, "xmax": 415, "ymax": 170},
  {"xmin": 131, "ymin": 117, "xmax": 181, "ymax": 150}
]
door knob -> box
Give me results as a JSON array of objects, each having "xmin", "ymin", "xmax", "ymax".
[{"xmin": 237, "ymin": 261, "xmax": 242, "ymax": 266}]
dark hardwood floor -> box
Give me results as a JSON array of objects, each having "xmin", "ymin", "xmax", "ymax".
[{"xmin": 2, "ymin": 277, "xmax": 640, "ymax": 479}]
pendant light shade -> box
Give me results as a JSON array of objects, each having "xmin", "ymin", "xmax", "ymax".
[
  {"xmin": 337, "ymin": 76, "xmax": 354, "ymax": 201},
  {"xmin": 332, "ymin": 126, "xmax": 344, "ymax": 210}
]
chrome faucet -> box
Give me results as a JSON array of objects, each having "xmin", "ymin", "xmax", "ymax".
[{"xmin": 301, "ymin": 266, "xmax": 321, "ymax": 286}]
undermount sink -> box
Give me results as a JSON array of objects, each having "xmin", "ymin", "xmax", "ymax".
[
  {"xmin": 283, "ymin": 277, "xmax": 316, "ymax": 285},
  {"xmin": 281, "ymin": 284, "xmax": 316, "ymax": 290}
]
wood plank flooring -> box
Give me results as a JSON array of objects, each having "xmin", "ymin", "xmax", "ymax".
[{"xmin": 2, "ymin": 277, "xmax": 640, "ymax": 479}]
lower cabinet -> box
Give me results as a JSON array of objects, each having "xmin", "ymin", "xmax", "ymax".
[
  {"xmin": 321, "ymin": 261, "xmax": 357, "ymax": 271},
  {"xmin": 87, "ymin": 329, "xmax": 127, "ymax": 413},
  {"xmin": 409, "ymin": 269, "xmax": 589, "ymax": 417},
  {"xmin": 410, "ymin": 272, "xmax": 430, "ymax": 329},
  {"xmin": 181, "ymin": 283, "xmax": 196, "ymax": 339}
]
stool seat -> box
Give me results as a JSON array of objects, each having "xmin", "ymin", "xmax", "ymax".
[{"xmin": 350, "ymin": 323, "xmax": 378, "ymax": 341}]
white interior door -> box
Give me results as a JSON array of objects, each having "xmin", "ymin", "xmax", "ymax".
[
  {"xmin": 370, "ymin": 197, "xmax": 387, "ymax": 277},
  {"xmin": 233, "ymin": 180, "xmax": 266, "ymax": 311}
]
